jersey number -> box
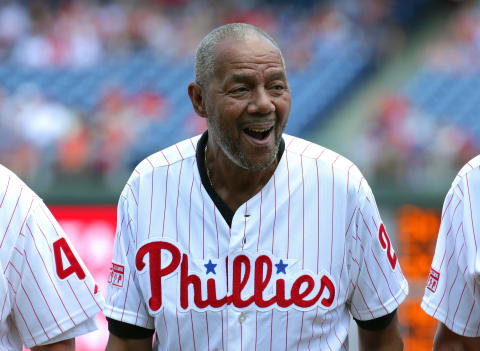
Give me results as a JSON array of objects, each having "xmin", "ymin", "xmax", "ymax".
[
  {"xmin": 53, "ymin": 238, "xmax": 86, "ymax": 280},
  {"xmin": 378, "ymin": 223, "xmax": 397, "ymax": 270}
]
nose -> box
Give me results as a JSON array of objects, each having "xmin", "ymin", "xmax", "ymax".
[{"xmin": 247, "ymin": 87, "xmax": 275, "ymax": 115}]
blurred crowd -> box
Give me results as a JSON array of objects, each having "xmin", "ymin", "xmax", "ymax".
[
  {"xmin": 0, "ymin": 0, "xmax": 439, "ymax": 194},
  {"xmin": 353, "ymin": 3, "xmax": 480, "ymax": 190}
]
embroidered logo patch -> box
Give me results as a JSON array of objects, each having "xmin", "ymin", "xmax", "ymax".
[
  {"xmin": 426, "ymin": 267, "xmax": 440, "ymax": 292},
  {"xmin": 108, "ymin": 263, "xmax": 125, "ymax": 287}
]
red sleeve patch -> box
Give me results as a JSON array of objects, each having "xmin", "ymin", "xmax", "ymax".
[
  {"xmin": 108, "ymin": 263, "xmax": 125, "ymax": 287},
  {"xmin": 426, "ymin": 267, "xmax": 440, "ymax": 293}
]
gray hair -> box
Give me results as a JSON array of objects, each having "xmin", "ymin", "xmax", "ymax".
[{"xmin": 194, "ymin": 23, "xmax": 285, "ymax": 88}]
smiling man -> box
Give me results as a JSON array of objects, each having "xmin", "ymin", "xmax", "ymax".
[{"xmin": 105, "ymin": 23, "xmax": 409, "ymax": 351}]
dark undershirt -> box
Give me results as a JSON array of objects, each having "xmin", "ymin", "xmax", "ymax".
[{"xmin": 107, "ymin": 132, "xmax": 396, "ymax": 338}]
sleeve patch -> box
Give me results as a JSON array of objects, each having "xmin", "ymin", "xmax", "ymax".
[
  {"xmin": 426, "ymin": 267, "xmax": 440, "ymax": 293},
  {"xmin": 108, "ymin": 263, "xmax": 125, "ymax": 287}
]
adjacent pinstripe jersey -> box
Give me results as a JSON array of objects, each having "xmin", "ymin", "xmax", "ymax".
[
  {"xmin": 422, "ymin": 155, "xmax": 480, "ymax": 337},
  {"xmin": 105, "ymin": 133, "xmax": 408, "ymax": 350},
  {"xmin": 0, "ymin": 164, "xmax": 104, "ymax": 350}
]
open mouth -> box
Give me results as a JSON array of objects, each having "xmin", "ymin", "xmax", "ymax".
[{"xmin": 243, "ymin": 126, "xmax": 274, "ymax": 140}]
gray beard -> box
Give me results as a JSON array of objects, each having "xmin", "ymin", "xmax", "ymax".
[{"xmin": 207, "ymin": 119, "xmax": 281, "ymax": 171}]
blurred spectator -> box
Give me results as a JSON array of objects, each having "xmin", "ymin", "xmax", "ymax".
[{"xmin": 0, "ymin": 0, "xmax": 438, "ymax": 192}]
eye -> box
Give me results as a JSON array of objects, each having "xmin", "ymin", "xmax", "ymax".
[{"xmin": 229, "ymin": 86, "xmax": 249, "ymax": 95}]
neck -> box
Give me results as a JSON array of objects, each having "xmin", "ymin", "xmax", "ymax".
[{"xmin": 205, "ymin": 140, "xmax": 278, "ymax": 212}]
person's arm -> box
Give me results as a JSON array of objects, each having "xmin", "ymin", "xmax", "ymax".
[
  {"xmin": 105, "ymin": 334, "xmax": 153, "ymax": 351},
  {"xmin": 433, "ymin": 322, "xmax": 480, "ymax": 351},
  {"xmin": 357, "ymin": 313, "xmax": 403, "ymax": 351},
  {"xmin": 31, "ymin": 338, "xmax": 74, "ymax": 351}
]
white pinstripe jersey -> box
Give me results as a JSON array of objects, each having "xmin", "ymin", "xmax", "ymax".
[
  {"xmin": 0, "ymin": 164, "xmax": 104, "ymax": 350},
  {"xmin": 422, "ymin": 155, "xmax": 480, "ymax": 337},
  {"xmin": 105, "ymin": 134, "xmax": 408, "ymax": 351}
]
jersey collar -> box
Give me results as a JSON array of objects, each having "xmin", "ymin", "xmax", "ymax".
[{"xmin": 196, "ymin": 131, "xmax": 285, "ymax": 227}]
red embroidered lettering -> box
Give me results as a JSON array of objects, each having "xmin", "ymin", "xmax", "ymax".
[
  {"xmin": 378, "ymin": 223, "xmax": 397, "ymax": 270},
  {"xmin": 136, "ymin": 241, "xmax": 181, "ymax": 311},
  {"xmin": 53, "ymin": 238, "xmax": 86, "ymax": 280},
  {"xmin": 180, "ymin": 254, "xmax": 208, "ymax": 309},
  {"xmin": 232, "ymin": 255, "xmax": 254, "ymax": 308},
  {"xmin": 426, "ymin": 267, "xmax": 440, "ymax": 293},
  {"xmin": 254, "ymin": 255, "xmax": 276, "ymax": 308}
]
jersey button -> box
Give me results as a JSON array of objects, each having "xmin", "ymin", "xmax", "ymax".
[{"xmin": 238, "ymin": 312, "xmax": 246, "ymax": 324}]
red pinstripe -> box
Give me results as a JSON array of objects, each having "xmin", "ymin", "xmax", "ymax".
[
  {"xmin": 443, "ymin": 248, "xmax": 465, "ymax": 323},
  {"xmin": 126, "ymin": 183, "xmax": 138, "ymax": 206},
  {"xmin": 0, "ymin": 175, "xmax": 10, "ymax": 208},
  {"xmin": 371, "ymin": 248, "xmax": 399, "ymax": 304},
  {"xmin": 120, "ymin": 271, "xmax": 132, "ymax": 321},
  {"xmin": 465, "ymin": 174, "xmax": 478, "ymax": 254},
  {"xmin": 286, "ymin": 151, "xmax": 291, "ymax": 259},
  {"xmin": 67, "ymin": 280, "xmax": 88, "ymax": 318},
  {"xmin": 6, "ymin": 261, "xmax": 20, "ymax": 277},
  {"xmin": 205, "ymin": 312, "xmax": 210, "ymax": 351},
  {"xmin": 135, "ymin": 301, "xmax": 141, "ymax": 325},
  {"xmin": 6, "ymin": 277, "xmax": 16, "ymax": 294},
  {"xmin": 439, "ymin": 202, "xmax": 462, "ymax": 270},
  {"xmin": 442, "ymin": 192, "xmax": 454, "ymax": 220},
  {"xmin": 176, "ymin": 159, "xmax": 184, "ymax": 242},
  {"xmin": 457, "ymin": 184, "xmax": 464, "ymax": 196},
  {"xmin": 269, "ymin": 310, "xmax": 274, "ymax": 351},
  {"xmin": 463, "ymin": 280, "xmax": 476, "ymax": 335},
  {"xmin": 176, "ymin": 309, "xmax": 183, "ymax": 351},
  {"xmin": 15, "ymin": 300, "xmax": 36, "ymax": 344},
  {"xmin": 452, "ymin": 280, "xmax": 468, "ymax": 330},
  {"xmin": 214, "ymin": 207, "xmax": 220, "ymax": 259},
  {"xmin": 0, "ymin": 292, "xmax": 7, "ymax": 319},
  {"xmin": 330, "ymin": 156, "xmax": 340, "ymax": 273},
  {"xmin": 256, "ymin": 190, "xmax": 263, "ymax": 252},
  {"xmin": 188, "ymin": 160, "xmax": 195, "ymax": 253},
  {"xmin": 434, "ymin": 240, "xmax": 465, "ymax": 318},
  {"xmin": 358, "ymin": 209, "xmax": 373, "ymax": 238},
  {"xmin": 134, "ymin": 168, "xmax": 141, "ymax": 248},
  {"xmin": 19, "ymin": 255, "xmax": 62, "ymax": 332},
  {"xmin": 25, "ymin": 223, "xmax": 75, "ymax": 326},
  {"xmin": 221, "ymin": 311, "xmax": 225, "ymax": 351},
  {"xmin": 255, "ymin": 311, "xmax": 258, "ymax": 351},
  {"xmin": 440, "ymin": 221, "xmax": 463, "ymax": 271},
  {"xmin": 356, "ymin": 284, "xmax": 375, "ymax": 318},
  {"xmin": 297, "ymin": 150, "xmax": 306, "ymax": 351},
  {"xmin": 363, "ymin": 257, "xmax": 388, "ymax": 311},
  {"xmin": 271, "ymin": 173, "xmax": 277, "ymax": 253},
  {"xmin": 39, "ymin": 204, "xmax": 60, "ymax": 238},
  {"xmin": 190, "ymin": 311, "xmax": 197, "ymax": 351},
  {"xmin": 285, "ymin": 311, "xmax": 289, "ymax": 351},
  {"xmin": 146, "ymin": 158, "xmax": 155, "ymax": 239},
  {"xmin": 117, "ymin": 216, "xmax": 125, "ymax": 242},
  {"xmin": 20, "ymin": 282, "xmax": 49, "ymax": 338},
  {"xmin": 162, "ymin": 165, "xmax": 170, "ymax": 237},
  {"xmin": 162, "ymin": 309, "xmax": 169, "ymax": 351},
  {"xmin": 0, "ymin": 187, "xmax": 23, "ymax": 248}
]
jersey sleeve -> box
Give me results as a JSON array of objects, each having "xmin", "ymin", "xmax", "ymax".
[
  {"xmin": 421, "ymin": 174, "xmax": 480, "ymax": 337},
  {"xmin": 11, "ymin": 198, "xmax": 104, "ymax": 348},
  {"xmin": 348, "ymin": 182, "xmax": 409, "ymax": 321},
  {"xmin": 104, "ymin": 181, "xmax": 154, "ymax": 330}
]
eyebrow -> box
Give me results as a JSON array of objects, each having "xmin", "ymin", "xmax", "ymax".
[{"xmin": 228, "ymin": 70, "xmax": 287, "ymax": 84}]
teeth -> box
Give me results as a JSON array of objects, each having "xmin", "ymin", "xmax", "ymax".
[{"xmin": 247, "ymin": 127, "xmax": 270, "ymax": 132}]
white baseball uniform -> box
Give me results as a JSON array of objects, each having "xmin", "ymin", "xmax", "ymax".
[
  {"xmin": 422, "ymin": 155, "xmax": 480, "ymax": 337},
  {"xmin": 0, "ymin": 164, "xmax": 104, "ymax": 350},
  {"xmin": 105, "ymin": 133, "xmax": 408, "ymax": 350}
]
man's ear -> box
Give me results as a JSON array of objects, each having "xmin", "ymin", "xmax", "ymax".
[{"xmin": 188, "ymin": 82, "xmax": 207, "ymax": 118}]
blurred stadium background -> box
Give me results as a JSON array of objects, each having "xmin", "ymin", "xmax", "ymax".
[{"xmin": 1, "ymin": 0, "xmax": 478, "ymax": 349}]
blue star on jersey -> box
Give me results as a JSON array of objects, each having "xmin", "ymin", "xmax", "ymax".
[
  {"xmin": 204, "ymin": 259, "xmax": 217, "ymax": 274},
  {"xmin": 275, "ymin": 259, "xmax": 288, "ymax": 274}
]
